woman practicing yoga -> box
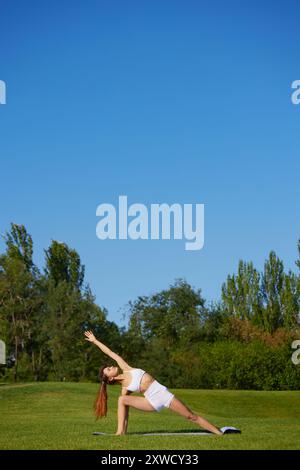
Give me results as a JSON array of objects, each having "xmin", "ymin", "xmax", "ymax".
[{"xmin": 84, "ymin": 330, "xmax": 225, "ymax": 436}]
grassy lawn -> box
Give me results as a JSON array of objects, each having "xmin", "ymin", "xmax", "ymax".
[{"xmin": 0, "ymin": 382, "xmax": 299, "ymax": 450}]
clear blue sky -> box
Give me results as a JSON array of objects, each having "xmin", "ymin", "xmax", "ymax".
[{"xmin": 1, "ymin": 0, "xmax": 299, "ymax": 325}]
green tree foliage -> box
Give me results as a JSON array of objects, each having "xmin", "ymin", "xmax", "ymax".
[
  {"xmin": 198, "ymin": 301, "xmax": 229, "ymax": 342},
  {"xmin": 281, "ymin": 272, "xmax": 299, "ymax": 330},
  {"xmin": 43, "ymin": 242, "xmax": 114, "ymax": 381},
  {"xmin": 296, "ymin": 239, "xmax": 300, "ymax": 324},
  {"xmin": 195, "ymin": 339, "xmax": 300, "ymax": 390},
  {"xmin": 261, "ymin": 251, "xmax": 285, "ymax": 333},
  {"xmin": 222, "ymin": 250, "xmax": 299, "ymax": 333},
  {"xmin": 0, "ymin": 224, "xmax": 42, "ymax": 381},
  {"xmin": 45, "ymin": 241, "xmax": 84, "ymax": 290},
  {"xmin": 296, "ymin": 239, "xmax": 300, "ymax": 272},
  {"xmin": 126, "ymin": 279, "xmax": 204, "ymax": 347},
  {"xmin": 1, "ymin": 223, "xmax": 299, "ymax": 390},
  {"xmin": 0, "ymin": 225, "xmax": 121, "ymax": 383},
  {"xmin": 4, "ymin": 223, "xmax": 35, "ymax": 272},
  {"xmin": 221, "ymin": 260, "xmax": 262, "ymax": 323}
]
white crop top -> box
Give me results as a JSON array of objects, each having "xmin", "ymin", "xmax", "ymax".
[{"xmin": 126, "ymin": 368, "xmax": 146, "ymax": 392}]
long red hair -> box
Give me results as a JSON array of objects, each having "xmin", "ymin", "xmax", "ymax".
[{"xmin": 94, "ymin": 365, "xmax": 117, "ymax": 419}]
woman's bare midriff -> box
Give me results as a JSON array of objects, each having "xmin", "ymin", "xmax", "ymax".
[{"xmin": 139, "ymin": 372, "xmax": 154, "ymax": 393}]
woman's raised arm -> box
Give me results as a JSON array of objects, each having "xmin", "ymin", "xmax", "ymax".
[{"xmin": 84, "ymin": 330, "xmax": 132, "ymax": 371}]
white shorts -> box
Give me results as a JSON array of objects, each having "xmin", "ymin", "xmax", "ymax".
[{"xmin": 144, "ymin": 380, "xmax": 174, "ymax": 412}]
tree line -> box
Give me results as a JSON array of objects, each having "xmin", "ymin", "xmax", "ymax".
[{"xmin": 0, "ymin": 223, "xmax": 299, "ymax": 389}]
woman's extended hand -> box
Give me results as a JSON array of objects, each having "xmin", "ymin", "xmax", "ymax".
[{"xmin": 84, "ymin": 330, "xmax": 97, "ymax": 343}]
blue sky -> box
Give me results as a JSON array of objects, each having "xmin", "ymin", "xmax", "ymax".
[{"xmin": 0, "ymin": 0, "xmax": 299, "ymax": 325}]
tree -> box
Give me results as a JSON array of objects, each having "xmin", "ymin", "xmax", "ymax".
[
  {"xmin": 43, "ymin": 242, "xmax": 120, "ymax": 381},
  {"xmin": 280, "ymin": 271, "xmax": 299, "ymax": 330},
  {"xmin": 0, "ymin": 224, "xmax": 41, "ymax": 381},
  {"xmin": 296, "ymin": 240, "xmax": 300, "ymax": 326},
  {"xmin": 296, "ymin": 239, "xmax": 300, "ymax": 272},
  {"xmin": 45, "ymin": 241, "xmax": 84, "ymax": 290},
  {"xmin": 261, "ymin": 251, "xmax": 284, "ymax": 333},
  {"xmin": 126, "ymin": 279, "xmax": 204, "ymax": 348},
  {"xmin": 44, "ymin": 241, "xmax": 87, "ymax": 381},
  {"xmin": 221, "ymin": 260, "xmax": 262, "ymax": 324},
  {"xmin": 4, "ymin": 223, "xmax": 35, "ymax": 272}
]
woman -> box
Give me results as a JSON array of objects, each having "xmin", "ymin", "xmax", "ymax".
[{"xmin": 85, "ymin": 330, "xmax": 223, "ymax": 436}]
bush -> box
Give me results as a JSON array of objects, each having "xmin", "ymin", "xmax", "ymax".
[{"xmin": 194, "ymin": 340, "xmax": 300, "ymax": 390}]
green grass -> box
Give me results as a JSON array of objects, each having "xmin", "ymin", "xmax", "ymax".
[{"xmin": 0, "ymin": 382, "xmax": 299, "ymax": 450}]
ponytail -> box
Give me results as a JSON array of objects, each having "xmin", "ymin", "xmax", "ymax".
[
  {"xmin": 94, "ymin": 364, "xmax": 117, "ymax": 419},
  {"xmin": 94, "ymin": 381, "xmax": 107, "ymax": 419}
]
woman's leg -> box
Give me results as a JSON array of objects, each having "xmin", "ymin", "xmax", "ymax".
[
  {"xmin": 116, "ymin": 396, "xmax": 155, "ymax": 435},
  {"xmin": 124, "ymin": 405, "xmax": 129, "ymax": 433},
  {"xmin": 168, "ymin": 396, "xmax": 222, "ymax": 435}
]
